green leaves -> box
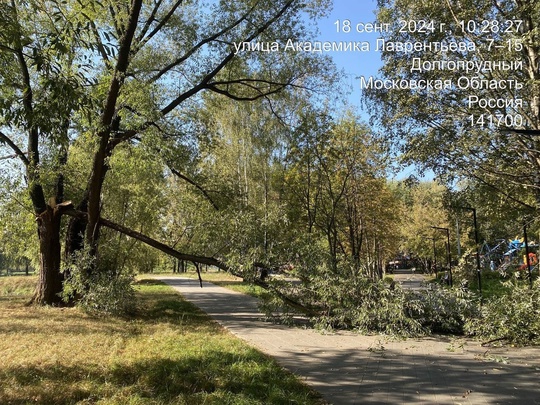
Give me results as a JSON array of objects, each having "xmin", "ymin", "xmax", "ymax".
[
  {"xmin": 367, "ymin": 0, "xmax": 540, "ymax": 211},
  {"xmin": 465, "ymin": 279, "xmax": 540, "ymax": 345}
]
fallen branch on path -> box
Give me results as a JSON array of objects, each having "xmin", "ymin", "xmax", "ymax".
[{"xmin": 63, "ymin": 205, "xmax": 318, "ymax": 317}]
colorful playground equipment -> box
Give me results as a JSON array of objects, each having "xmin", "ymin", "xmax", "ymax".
[{"xmin": 481, "ymin": 237, "xmax": 539, "ymax": 273}]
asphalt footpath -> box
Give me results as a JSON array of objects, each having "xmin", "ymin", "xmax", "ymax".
[{"xmin": 157, "ymin": 276, "xmax": 540, "ymax": 405}]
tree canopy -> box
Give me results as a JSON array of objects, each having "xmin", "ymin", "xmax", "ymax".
[
  {"xmin": 365, "ymin": 0, "xmax": 540, "ymax": 212},
  {"xmin": 0, "ymin": 0, "xmax": 336, "ymax": 304}
]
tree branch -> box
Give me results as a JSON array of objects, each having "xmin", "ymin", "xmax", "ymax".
[
  {"xmin": 160, "ymin": 0, "xmax": 296, "ymax": 116},
  {"xmin": 135, "ymin": 0, "xmax": 164, "ymax": 45},
  {"xmin": 64, "ymin": 206, "xmax": 230, "ymax": 270},
  {"xmin": 205, "ymin": 77, "xmax": 304, "ymax": 101},
  {"xmin": 10, "ymin": 0, "xmax": 47, "ymax": 213},
  {"xmin": 149, "ymin": 1, "xmax": 259, "ymax": 83},
  {"xmin": 87, "ymin": 18, "xmax": 112, "ymax": 70},
  {"xmin": 459, "ymin": 164, "xmax": 536, "ymax": 210},
  {"xmin": 168, "ymin": 166, "xmax": 220, "ymax": 210},
  {"xmin": 86, "ymin": 0, "xmax": 144, "ymax": 247},
  {"xmin": 206, "ymin": 83, "xmax": 284, "ymax": 101},
  {"xmin": 100, "ymin": 0, "xmax": 143, "ymax": 129},
  {"xmin": 135, "ymin": 0, "xmax": 184, "ymax": 53},
  {"xmin": 108, "ymin": 3, "xmax": 123, "ymax": 39},
  {"xmin": 0, "ymin": 131, "xmax": 29, "ymax": 166},
  {"xmin": 63, "ymin": 205, "xmax": 317, "ymax": 316}
]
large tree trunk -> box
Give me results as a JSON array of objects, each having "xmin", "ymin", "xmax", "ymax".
[
  {"xmin": 85, "ymin": 0, "xmax": 143, "ymax": 253},
  {"xmin": 65, "ymin": 195, "xmax": 88, "ymax": 259},
  {"xmin": 33, "ymin": 205, "xmax": 64, "ymax": 305}
]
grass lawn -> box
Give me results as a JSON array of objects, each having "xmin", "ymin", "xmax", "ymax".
[{"xmin": 0, "ymin": 276, "xmax": 325, "ymax": 405}]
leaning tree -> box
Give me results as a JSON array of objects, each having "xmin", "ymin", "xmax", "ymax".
[{"xmin": 0, "ymin": 0, "xmax": 333, "ymax": 304}]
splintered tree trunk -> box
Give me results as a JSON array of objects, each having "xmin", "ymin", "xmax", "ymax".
[{"xmin": 33, "ymin": 206, "xmax": 64, "ymax": 305}]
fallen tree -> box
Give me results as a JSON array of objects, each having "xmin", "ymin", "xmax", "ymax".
[{"xmin": 63, "ymin": 204, "xmax": 318, "ymax": 317}]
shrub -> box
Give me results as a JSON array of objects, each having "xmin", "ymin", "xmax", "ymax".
[
  {"xmin": 465, "ymin": 278, "xmax": 540, "ymax": 345},
  {"xmin": 62, "ymin": 249, "xmax": 137, "ymax": 316}
]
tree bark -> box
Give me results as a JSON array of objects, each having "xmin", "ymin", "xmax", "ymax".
[
  {"xmin": 77, "ymin": 208, "xmax": 230, "ymax": 270},
  {"xmin": 85, "ymin": 0, "xmax": 143, "ymax": 252},
  {"xmin": 65, "ymin": 195, "xmax": 88, "ymax": 259},
  {"xmin": 32, "ymin": 206, "xmax": 64, "ymax": 305}
]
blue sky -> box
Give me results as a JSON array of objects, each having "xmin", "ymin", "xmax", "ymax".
[
  {"xmin": 313, "ymin": 1, "xmax": 426, "ymax": 180},
  {"xmin": 316, "ymin": 0, "xmax": 382, "ymax": 110}
]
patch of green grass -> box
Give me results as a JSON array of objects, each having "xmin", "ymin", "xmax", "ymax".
[
  {"xmin": 471, "ymin": 271, "xmax": 511, "ymax": 298},
  {"xmin": 0, "ymin": 278, "xmax": 325, "ymax": 404},
  {"xmin": 431, "ymin": 270, "xmax": 525, "ymax": 299},
  {"xmin": 466, "ymin": 270, "xmax": 537, "ymax": 299},
  {"xmin": 0, "ymin": 275, "xmax": 36, "ymax": 300},
  {"xmin": 175, "ymin": 271, "xmax": 268, "ymax": 298}
]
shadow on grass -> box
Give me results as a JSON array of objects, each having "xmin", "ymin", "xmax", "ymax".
[
  {"xmin": 109, "ymin": 350, "xmax": 320, "ymax": 403},
  {"xmin": 0, "ymin": 280, "xmax": 325, "ymax": 404},
  {"xmin": 1, "ymin": 349, "xmax": 323, "ymax": 404},
  {"xmin": 134, "ymin": 284, "xmax": 218, "ymax": 332},
  {"xmin": 0, "ymin": 282, "xmax": 208, "ymax": 337}
]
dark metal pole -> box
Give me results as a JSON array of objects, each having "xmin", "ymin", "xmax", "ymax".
[
  {"xmin": 524, "ymin": 222, "xmax": 533, "ymax": 289},
  {"xmin": 504, "ymin": 129, "xmax": 540, "ymax": 286},
  {"xmin": 456, "ymin": 217, "xmax": 462, "ymax": 258},
  {"xmin": 431, "ymin": 226, "xmax": 452, "ymax": 287},
  {"xmin": 422, "ymin": 236, "xmax": 437, "ymax": 274},
  {"xmin": 445, "ymin": 229, "xmax": 452, "ymax": 287},
  {"xmin": 432, "ymin": 238, "xmax": 437, "ymax": 274},
  {"xmin": 455, "ymin": 206, "xmax": 482, "ymax": 295},
  {"xmin": 472, "ymin": 208, "xmax": 482, "ymax": 295}
]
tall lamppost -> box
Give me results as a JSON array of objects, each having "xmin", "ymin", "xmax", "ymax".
[
  {"xmin": 431, "ymin": 226, "xmax": 452, "ymax": 286},
  {"xmin": 455, "ymin": 206, "xmax": 482, "ymax": 295},
  {"xmin": 523, "ymin": 220, "xmax": 533, "ymax": 289}
]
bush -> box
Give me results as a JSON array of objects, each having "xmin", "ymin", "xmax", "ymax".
[
  {"xmin": 62, "ymin": 249, "xmax": 137, "ymax": 316},
  {"xmin": 465, "ymin": 278, "xmax": 540, "ymax": 345}
]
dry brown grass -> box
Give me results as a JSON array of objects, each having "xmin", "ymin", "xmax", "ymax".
[{"xmin": 0, "ymin": 276, "xmax": 324, "ymax": 404}]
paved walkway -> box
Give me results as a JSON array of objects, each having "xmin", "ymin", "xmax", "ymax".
[
  {"xmin": 157, "ymin": 276, "xmax": 540, "ymax": 405},
  {"xmin": 392, "ymin": 269, "xmax": 429, "ymax": 290}
]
